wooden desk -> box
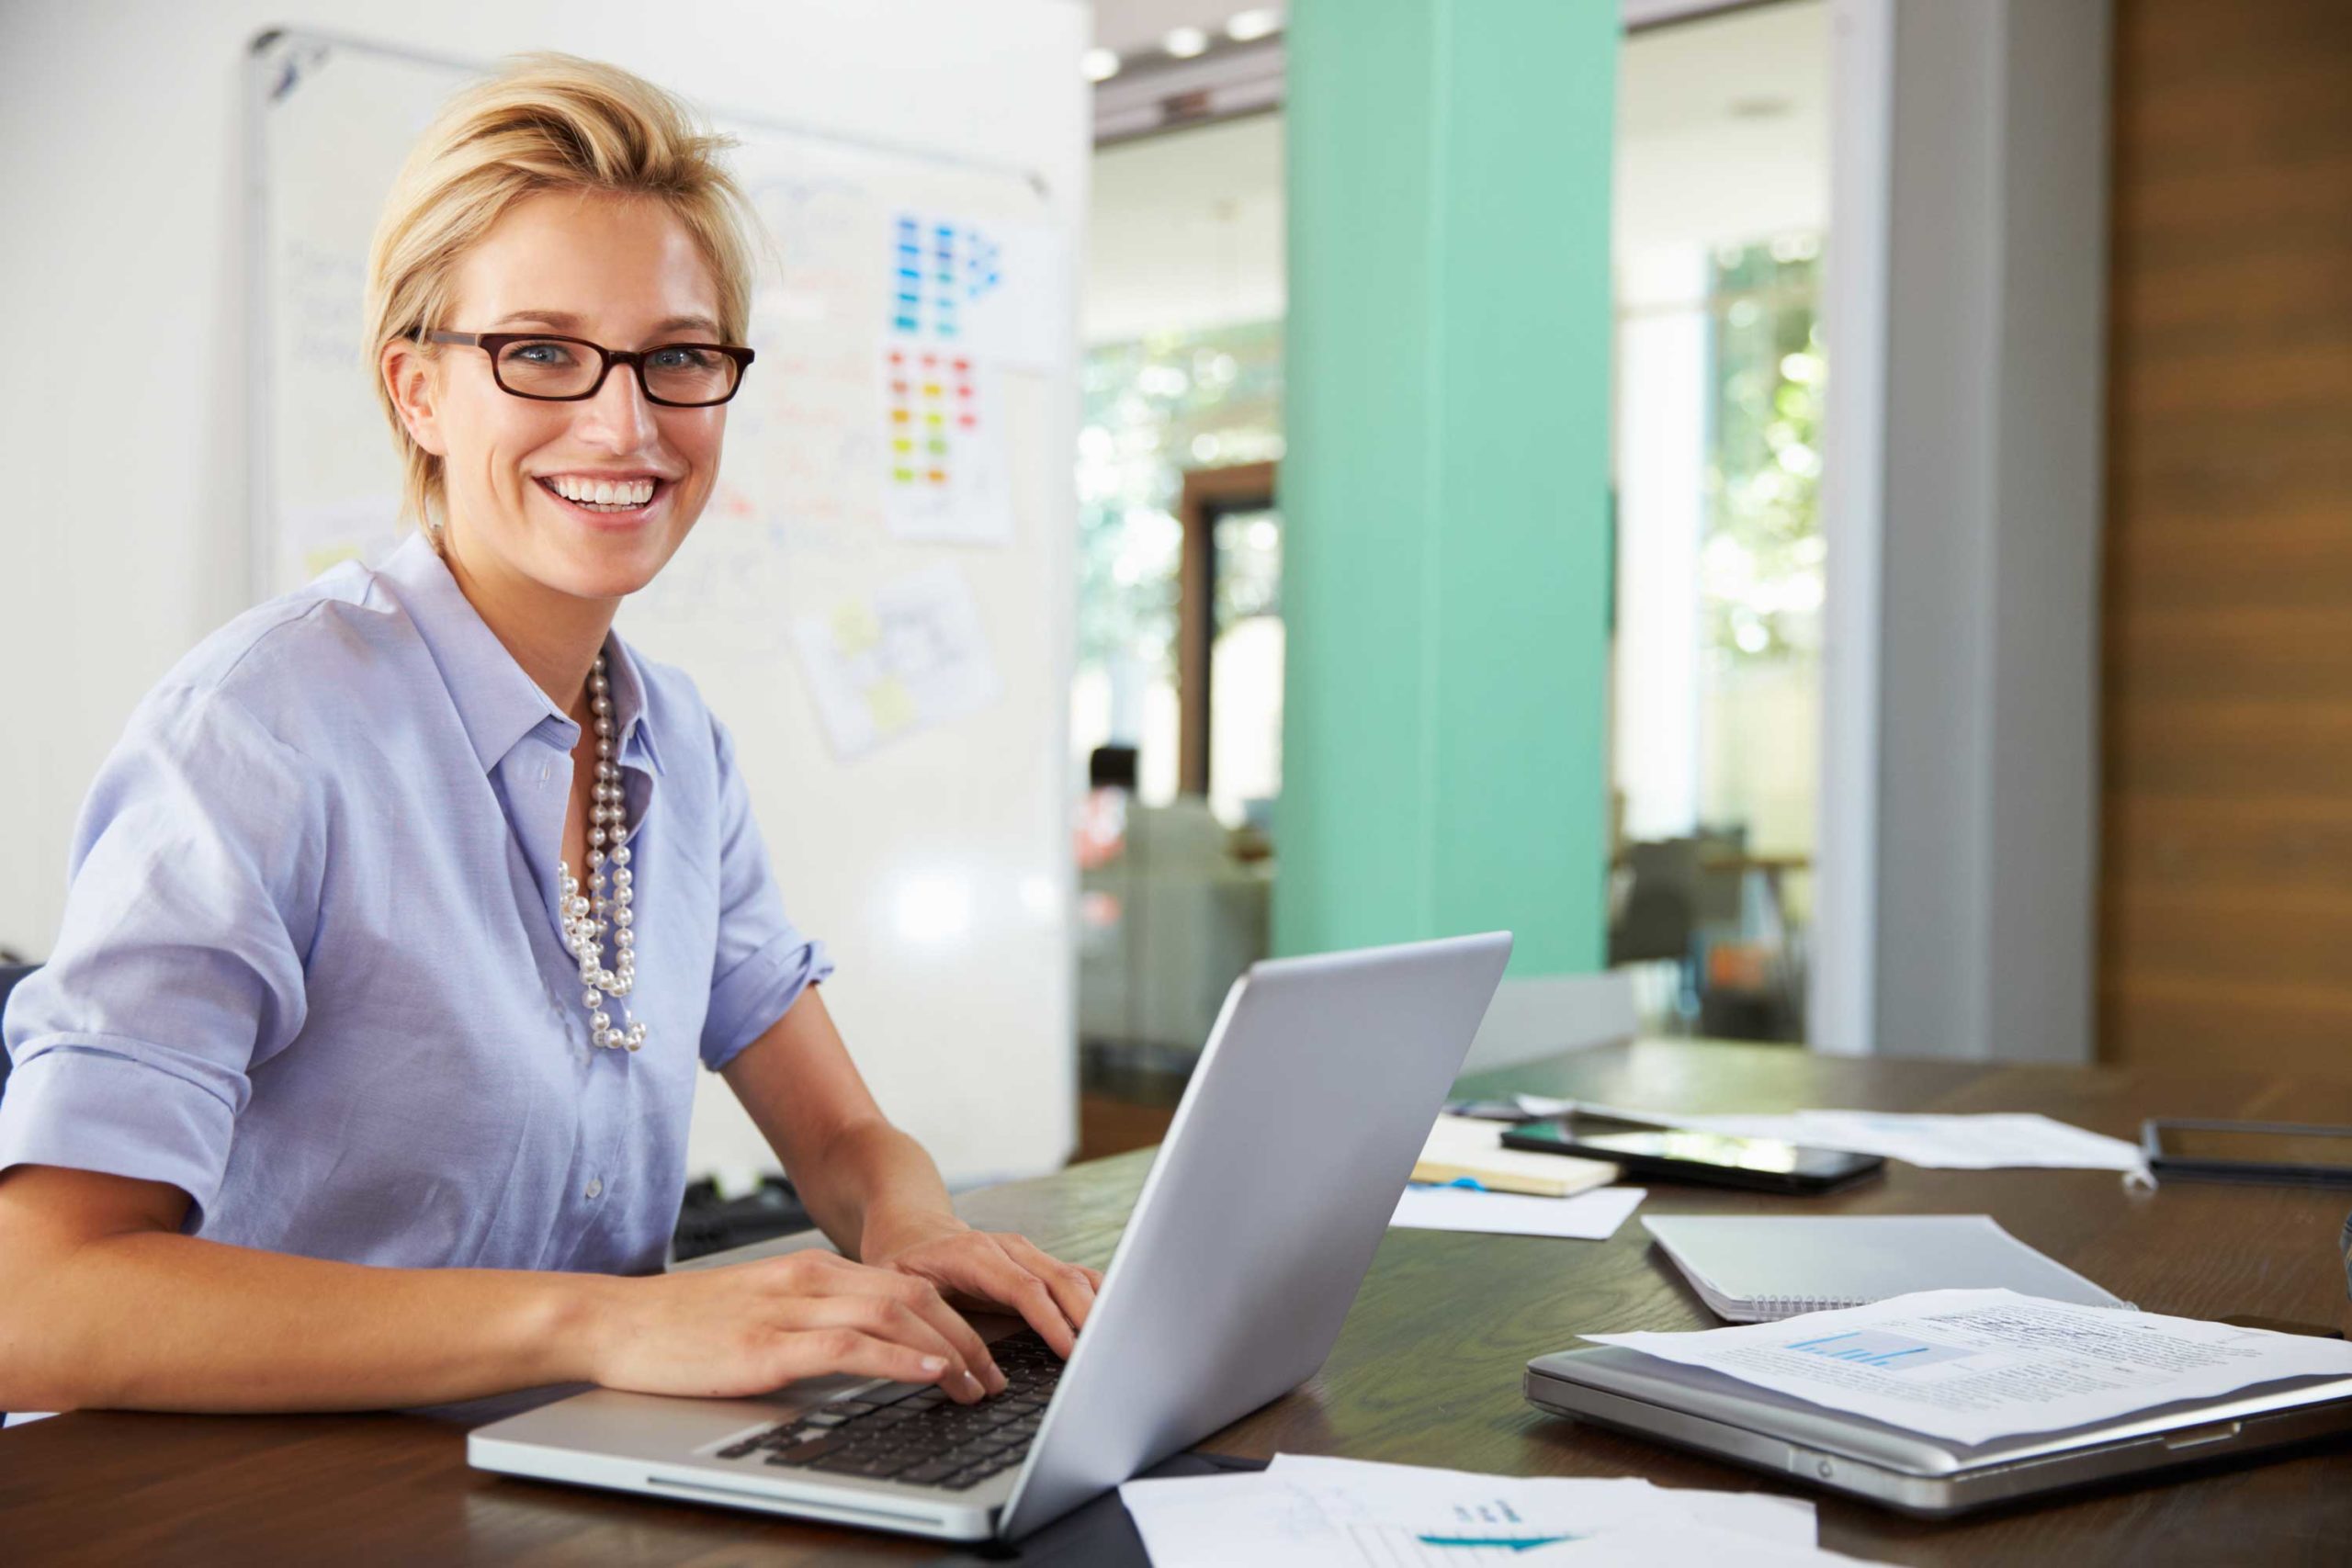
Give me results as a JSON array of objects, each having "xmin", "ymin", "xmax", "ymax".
[{"xmin": 7, "ymin": 1042, "xmax": 2352, "ymax": 1565}]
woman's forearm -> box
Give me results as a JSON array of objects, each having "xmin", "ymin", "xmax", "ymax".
[
  {"xmin": 0, "ymin": 1225, "xmax": 612, "ymax": 1415},
  {"xmin": 791, "ymin": 1118, "xmax": 959, "ymax": 1261}
]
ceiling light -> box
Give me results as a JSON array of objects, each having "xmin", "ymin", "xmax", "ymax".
[
  {"xmin": 1163, "ymin": 26, "xmax": 1210, "ymax": 59},
  {"xmin": 1082, "ymin": 47, "xmax": 1121, "ymax": 83},
  {"xmin": 1226, "ymin": 8, "xmax": 1282, "ymax": 42}
]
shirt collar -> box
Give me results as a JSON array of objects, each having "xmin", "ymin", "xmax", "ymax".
[
  {"xmin": 379, "ymin": 531, "xmax": 663, "ymax": 778},
  {"xmin": 601, "ymin": 626, "xmax": 665, "ymax": 777}
]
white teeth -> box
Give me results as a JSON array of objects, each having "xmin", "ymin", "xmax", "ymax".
[{"xmin": 545, "ymin": 476, "xmax": 656, "ymax": 508}]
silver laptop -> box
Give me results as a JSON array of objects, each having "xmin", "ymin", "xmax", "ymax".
[
  {"xmin": 471, "ymin": 931, "xmax": 1512, "ymax": 1541},
  {"xmin": 1525, "ymin": 1344, "xmax": 2352, "ymax": 1517}
]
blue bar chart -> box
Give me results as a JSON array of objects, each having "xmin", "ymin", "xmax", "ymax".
[{"xmin": 1783, "ymin": 1330, "xmax": 1973, "ymax": 1371}]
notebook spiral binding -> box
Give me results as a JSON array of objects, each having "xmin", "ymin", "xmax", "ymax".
[{"xmin": 1752, "ymin": 1294, "xmax": 1871, "ymax": 1321}]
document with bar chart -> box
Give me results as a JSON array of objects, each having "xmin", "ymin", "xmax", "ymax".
[{"xmin": 1589, "ymin": 1288, "xmax": 2352, "ymax": 1446}]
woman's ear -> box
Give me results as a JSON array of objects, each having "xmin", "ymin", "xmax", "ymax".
[{"xmin": 379, "ymin": 338, "xmax": 449, "ymax": 457}]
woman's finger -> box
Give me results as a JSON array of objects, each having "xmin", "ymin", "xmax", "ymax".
[
  {"xmin": 954, "ymin": 1238, "xmax": 1078, "ymax": 1358},
  {"xmin": 760, "ymin": 1326, "xmax": 955, "ymax": 1393},
  {"xmin": 771, "ymin": 1250, "xmax": 1001, "ymax": 1401},
  {"xmin": 1000, "ymin": 1235, "xmax": 1100, "ymax": 1336},
  {"xmin": 868, "ymin": 1268, "xmax": 1005, "ymax": 1395},
  {"xmin": 772, "ymin": 1292, "xmax": 988, "ymax": 1403}
]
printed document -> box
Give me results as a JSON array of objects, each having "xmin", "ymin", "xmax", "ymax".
[
  {"xmin": 1119, "ymin": 1452, "xmax": 1815, "ymax": 1568},
  {"xmin": 1589, "ymin": 1288, "xmax": 2352, "ymax": 1446}
]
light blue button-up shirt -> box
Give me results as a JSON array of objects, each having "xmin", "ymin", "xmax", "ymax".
[{"xmin": 0, "ymin": 531, "xmax": 832, "ymax": 1277}]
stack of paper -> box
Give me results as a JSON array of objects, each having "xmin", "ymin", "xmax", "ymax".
[
  {"xmin": 1120, "ymin": 1452, "xmax": 1886, "ymax": 1566},
  {"xmin": 1587, "ymin": 1288, "xmax": 2352, "ymax": 1447}
]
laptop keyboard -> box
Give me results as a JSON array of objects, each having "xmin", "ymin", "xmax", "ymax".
[{"xmin": 715, "ymin": 1329, "xmax": 1063, "ymax": 1491}]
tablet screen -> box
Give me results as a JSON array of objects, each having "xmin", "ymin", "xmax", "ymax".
[{"xmin": 1568, "ymin": 1127, "xmax": 1807, "ymax": 1173}]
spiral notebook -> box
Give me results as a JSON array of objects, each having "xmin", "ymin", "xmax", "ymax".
[{"xmin": 1642, "ymin": 1214, "xmax": 2131, "ymax": 1323}]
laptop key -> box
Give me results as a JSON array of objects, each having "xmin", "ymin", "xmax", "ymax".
[
  {"xmin": 858, "ymin": 1382, "xmax": 933, "ymax": 1405},
  {"xmin": 937, "ymin": 1465, "xmax": 993, "ymax": 1491},
  {"xmin": 766, "ymin": 1435, "xmax": 842, "ymax": 1465},
  {"xmin": 799, "ymin": 1411, "xmax": 851, "ymax": 1427}
]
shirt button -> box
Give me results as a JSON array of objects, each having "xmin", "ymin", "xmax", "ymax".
[{"xmin": 584, "ymin": 1178, "xmax": 604, "ymax": 1200}]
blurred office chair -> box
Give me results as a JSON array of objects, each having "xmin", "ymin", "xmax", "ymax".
[{"xmin": 1608, "ymin": 856, "xmax": 1693, "ymax": 966}]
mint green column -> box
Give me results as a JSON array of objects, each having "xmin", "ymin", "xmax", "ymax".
[{"xmin": 1275, "ymin": 0, "xmax": 1616, "ymax": 976}]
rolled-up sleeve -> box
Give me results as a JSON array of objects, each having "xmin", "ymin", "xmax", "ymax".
[
  {"xmin": 0, "ymin": 684, "xmax": 325, "ymax": 1226},
  {"xmin": 698, "ymin": 715, "xmax": 834, "ymax": 1072}
]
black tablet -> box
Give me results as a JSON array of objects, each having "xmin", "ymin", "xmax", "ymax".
[
  {"xmin": 2142, "ymin": 1119, "xmax": 2352, "ymax": 1186},
  {"xmin": 1500, "ymin": 1116, "xmax": 1885, "ymax": 1194}
]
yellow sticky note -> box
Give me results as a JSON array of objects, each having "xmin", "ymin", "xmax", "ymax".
[
  {"xmin": 865, "ymin": 677, "xmax": 916, "ymax": 732},
  {"xmin": 830, "ymin": 600, "xmax": 881, "ymax": 654},
  {"xmin": 303, "ymin": 543, "xmax": 363, "ymax": 577}
]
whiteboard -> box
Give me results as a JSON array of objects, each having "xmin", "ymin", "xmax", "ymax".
[{"xmin": 248, "ymin": 28, "xmax": 1079, "ymax": 1185}]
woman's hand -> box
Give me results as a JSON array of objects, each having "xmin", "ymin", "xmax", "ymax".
[
  {"xmin": 582, "ymin": 1249, "xmax": 1006, "ymax": 1404},
  {"xmin": 861, "ymin": 1212, "xmax": 1105, "ymax": 1361}
]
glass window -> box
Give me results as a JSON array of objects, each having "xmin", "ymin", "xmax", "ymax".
[{"xmin": 1074, "ymin": 322, "xmax": 1283, "ymax": 810}]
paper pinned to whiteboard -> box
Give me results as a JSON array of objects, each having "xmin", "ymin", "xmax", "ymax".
[
  {"xmin": 885, "ymin": 212, "xmax": 1068, "ymax": 370},
  {"xmin": 878, "ymin": 343, "xmax": 1012, "ymax": 546},
  {"xmin": 790, "ymin": 563, "xmax": 1002, "ymax": 760}
]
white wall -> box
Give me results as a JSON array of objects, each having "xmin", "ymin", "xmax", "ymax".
[
  {"xmin": 0, "ymin": 1, "xmax": 1088, "ymax": 1167},
  {"xmin": 1087, "ymin": 113, "xmax": 1284, "ymax": 344}
]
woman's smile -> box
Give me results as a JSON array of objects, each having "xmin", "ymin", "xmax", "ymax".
[{"xmin": 532, "ymin": 469, "xmax": 677, "ymax": 527}]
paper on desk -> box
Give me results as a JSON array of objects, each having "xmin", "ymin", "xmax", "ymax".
[
  {"xmin": 1391, "ymin": 1184, "xmax": 1645, "ymax": 1240},
  {"xmin": 1521, "ymin": 1521, "xmax": 1891, "ymax": 1566},
  {"xmin": 1118, "ymin": 1452, "xmax": 1815, "ymax": 1568},
  {"xmin": 1564, "ymin": 1102, "xmax": 2152, "ymax": 1179},
  {"xmin": 1588, "ymin": 1288, "xmax": 2352, "ymax": 1447}
]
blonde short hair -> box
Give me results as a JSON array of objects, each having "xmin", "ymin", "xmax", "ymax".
[{"xmin": 365, "ymin": 53, "xmax": 756, "ymax": 533}]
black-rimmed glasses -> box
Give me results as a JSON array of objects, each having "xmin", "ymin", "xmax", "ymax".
[{"xmin": 418, "ymin": 330, "xmax": 755, "ymax": 407}]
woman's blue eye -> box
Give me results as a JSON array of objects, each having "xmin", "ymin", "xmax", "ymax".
[
  {"xmin": 514, "ymin": 342, "xmax": 572, "ymax": 366},
  {"xmin": 649, "ymin": 347, "xmax": 707, "ymax": 370}
]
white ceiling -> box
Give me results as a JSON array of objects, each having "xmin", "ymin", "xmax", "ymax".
[
  {"xmin": 1080, "ymin": 2, "xmax": 1786, "ymax": 63},
  {"xmin": 1087, "ymin": 0, "xmax": 1285, "ymax": 57},
  {"xmin": 1082, "ymin": 0, "xmax": 1829, "ymax": 343}
]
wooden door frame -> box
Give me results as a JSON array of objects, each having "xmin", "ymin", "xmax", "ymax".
[{"xmin": 1175, "ymin": 461, "xmax": 1278, "ymax": 797}]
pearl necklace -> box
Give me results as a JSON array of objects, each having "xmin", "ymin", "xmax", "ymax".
[{"xmin": 558, "ymin": 653, "xmax": 648, "ymax": 1053}]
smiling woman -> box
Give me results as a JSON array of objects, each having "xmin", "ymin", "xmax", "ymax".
[{"xmin": 0, "ymin": 53, "xmax": 1098, "ymax": 1422}]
